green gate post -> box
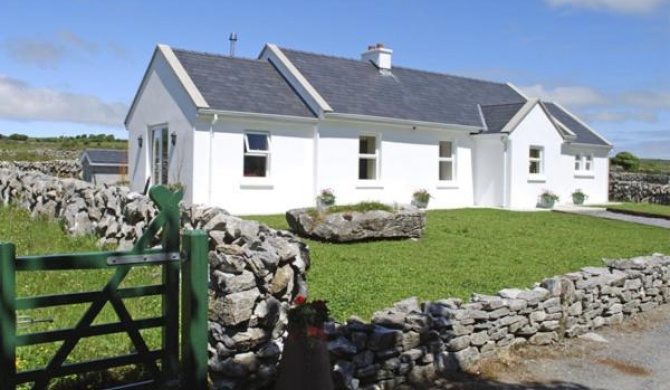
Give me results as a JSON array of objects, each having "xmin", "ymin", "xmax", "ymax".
[
  {"xmin": 0, "ymin": 243, "xmax": 17, "ymax": 390},
  {"xmin": 181, "ymin": 230, "xmax": 209, "ymax": 389}
]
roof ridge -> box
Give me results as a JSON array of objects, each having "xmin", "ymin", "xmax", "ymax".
[
  {"xmin": 280, "ymin": 46, "xmax": 513, "ymax": 87},
  {"xmin": 480, "ymin": 102, "xmax": 527, "ymax": 109},
  {"xmin": 171, "ymin": 46, "xmax": 268, "ymax": 65}
]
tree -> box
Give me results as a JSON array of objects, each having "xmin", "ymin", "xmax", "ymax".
[
  {"xmin": 611, "ymin": 151, "xmax": 640, "ymax": 172},
  {"xmin": 8, "ymin": 133, "xmax": 28, "ymax": 141}
]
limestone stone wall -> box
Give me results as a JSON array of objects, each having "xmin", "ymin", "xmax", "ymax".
[
  {"xmin": 0, "ymin": 160, "xmax": 81, "ymax": 178},
  {"xmin": 610, "ymin": 172, "xmax": 670, "ymax": 205}
]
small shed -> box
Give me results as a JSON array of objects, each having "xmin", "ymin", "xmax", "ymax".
[{"xmin": 79, "ymin": 149, "xmax": 128, "ymax": 186}]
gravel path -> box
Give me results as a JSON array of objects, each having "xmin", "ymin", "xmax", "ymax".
[
  {"xmin": 553, "ymin": 206, "xmax": 670, "ymax": 229},
  {"xmin": 419, "ymin": 304, "xmax": 670, "ymax": 390}
]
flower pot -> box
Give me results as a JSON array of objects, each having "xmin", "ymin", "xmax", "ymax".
[
  {"xmin": 538, "ymin": 198, "xmax": 556, "ymax": 209},
  {"xmin": 412, "ymin": 198, "xmax": 429, "ymax": 209},
  {"xmin": 572, "ymin": 196, "xmax": 585, "ymax": 205},
  {"xmin": 318, "ymin": 197, "xmax": 335, "ymax": 208}
]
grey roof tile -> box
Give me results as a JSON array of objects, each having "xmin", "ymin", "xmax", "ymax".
[
  {"xmin": 172, "ymin": 49, "xmax": 315, "ymax": 118},
  {"xmin": 81, "ymin": 149, "xmax": 127, "ymax": 165},
  {"xmin": 480, "ymin": 103, "xmax": 526, "ymax": 133},
  {"xmin": 280, "ymin": 48, "xmax": 527, "ymax": 127},
  {"xmin": 544, "ymin": 103, "xmax": 609, "ymax": 146}
]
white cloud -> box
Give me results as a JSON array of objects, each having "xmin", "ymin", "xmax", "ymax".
[
  {"xmin": 4, "ymin": 39, "xmax": 65, "ymax": 68},
  {"xmin": 545, "ymin": 0, "xmax": 667, "ymax": 14},
  {"xmin": 581, "ymin": 110, "xmax": 658, "ymax": 123},
  {"xmin": 0, "ymin": 76, "xmax": 128, "ymax": 127},
  {"xmin": 520, "ymin": 84, "xmax": 607, "ymax": 106}
]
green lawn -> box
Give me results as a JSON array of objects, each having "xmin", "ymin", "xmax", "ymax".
[
  {"xmin": 1, "ymin": 206, "xmax": 159, "ymax": 385},
  {"xmin": 246, "ymin": 208, "xmax": 670, "ymax": 320},
  {"xmin": 602, "ymin": 202, "xmax": 670, "ymax": 218}
]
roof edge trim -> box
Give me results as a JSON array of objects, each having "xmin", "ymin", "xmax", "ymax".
[
  {"xmin": 198, "ymin": 108, "xmax": 319, "ymax": 124},
  {"xmin": 551, "ymin": 102, "xmax": 612, "ymax": 146},
  {"xmin": 159, "ymin": 44, "xmax": 209, "ymax": 109},
  {"xmin": 261, "ymin": 44, "xmax": 333, "ymax": 113}
]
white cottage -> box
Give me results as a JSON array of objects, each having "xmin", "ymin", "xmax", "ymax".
[{"xmin": 125, "ymin": 43, "xmax": 612, "ymax": 215}]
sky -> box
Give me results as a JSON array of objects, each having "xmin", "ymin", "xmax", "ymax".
[{"xmin": 0, "ymin": 0, "xmax": 669, "ymax": 158}]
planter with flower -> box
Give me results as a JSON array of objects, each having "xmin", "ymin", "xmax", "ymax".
[
  {"xmin": 571, "ymin": 189, "xmax": 588, "ymax": 205},
  {"xmin": 274, "ymin": 296, "xmax": 333, "ymax": 390},
  {"xmin": 538, "ymin": 190, "xmax": 559, "ymax": 209},
  {"xmin": 412, "ymin": 189, "xmax": 431, "ymax": 209},
  {"xmin": 316, "ymin": 188, "xmax": 336, "ymax": 208}
]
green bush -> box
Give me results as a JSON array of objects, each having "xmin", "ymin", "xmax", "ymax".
[{"xmin": 611, "ymin": 151, "xmax": 640, "ymax": 171}]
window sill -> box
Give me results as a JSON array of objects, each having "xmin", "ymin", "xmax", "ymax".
[
  {"xmin": 574, "ymin": 172, "xmax": 595, "ymax": 179},
  {"xmin": 240, "ymin": 179, "xmax": 274, "ymax": 190},
  {"xmin": 527, "ymin": 175, "xmax": 546, "ymax": 183},
  {"xmin": 436, "ymin": 182, "xmax": 459, "ymax": 189},
  {"xmin": 355, "ymin": 181, "xmax": 384, "ymax": 189}
]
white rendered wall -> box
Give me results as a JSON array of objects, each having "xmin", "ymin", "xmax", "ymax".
[
  {"xmin": 125, "ymin": 51, "xmax": 196, "ymax": 204},
  {"xmin": 473, "ymin": 136, "xmax": 505, "ymax": 207},
  {"xmin": 507, "ymin": 105, "xmax": 565, "ymax": 209},
  {"xmin": 559, "ymin": 144, "xmax": 611, "ymax": 204},
  {"xmin": 191, "ymin": 118, "xmax": 315, "ymax": 215},
  {"xmin": 315, "ymin": 119, "xmax": 475, "ymax": 209}
]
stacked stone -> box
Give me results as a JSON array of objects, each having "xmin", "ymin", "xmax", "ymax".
[
  {"xmin": 315, "ymin": 254, "xmax": 669, "ymax": 390},
  {"xmin": 0, "ymin": 160, "xmax": 81, "ymax": 178},
  {"xmin": 610, "ymin": 172, "xmax": 670, "ymax": 205},
  {"xmin": 0, "ymin": 169, "xmax": 156, "ymax": 248},
  {"xmin": 186, "ymin": 206, "xmax": 310, "ymax": 390}
]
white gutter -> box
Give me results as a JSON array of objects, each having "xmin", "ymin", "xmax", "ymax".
[
  {"xmin": 324, "ymin": 112, "xmax": 483, "ymax": 133},
  {"xmin": 312, "ymin": 124, "xmax": 319, "ymax": 205},
  {"xmin": 500, "ymin": 135, "xmax": 509, "ymax": 208},
  {"xmin": 197, "ymin": 108, "xmax": 318, "ymax": 124}
]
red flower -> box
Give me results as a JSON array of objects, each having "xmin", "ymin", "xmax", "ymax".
[{"xmin": 293, "ymin": 295, "xmax": 306, "ymax": 305}]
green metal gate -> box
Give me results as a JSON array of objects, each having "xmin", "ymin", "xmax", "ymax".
[{"xmin": 0, "ymin": 186, "xmax": 209, "ymax": 390}]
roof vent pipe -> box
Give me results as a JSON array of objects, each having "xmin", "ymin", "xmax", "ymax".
[{"xmin": 229, "ymin": 32, "xmax": 238, "ymax": 57}]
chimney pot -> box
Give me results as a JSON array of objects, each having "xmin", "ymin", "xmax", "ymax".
[
  {"xmin": 361, "ymin": 43, "xmax": 393, "ymax": 72},
  {"xmin": 376, "ymin": 43, "xmax": 384, "ymax": 49}
]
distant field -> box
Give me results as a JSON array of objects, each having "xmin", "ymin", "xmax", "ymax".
[
  {"xmin": 0, "ymin": 135, "xmax": 127, "ymax": 161},
  {"xmin": 639, "ymin": 158, "xmax": 670, "ymax": 174}
]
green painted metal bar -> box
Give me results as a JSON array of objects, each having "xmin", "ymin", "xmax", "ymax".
[
  {"xmin": 16, "ymin": 284, "xmax": 165, "ymax": 310},
  {"xmin": 31, "ymin": 265, "xmax": 133, "ymax": 389},
  {"xmin": 181, "ymin": 229, "xmax": 209, "ymax": 390},
  {"xmin": 0, "ymin": 243, "xmax": 17, "ymax": 390},
  {"xmin": 15, "ymin": 248, "xmax": 167, "ymax": 271},
  {"xmin": 17, "ymin": 317, "xmax": 165, "ymax": 346},
  {"xmin": 17, "ymin": 350, "xmax": 163, "ymax": 385},
  {"xmin": 108, "ymin": 290, "xmax": 161, "ymax": 380}
]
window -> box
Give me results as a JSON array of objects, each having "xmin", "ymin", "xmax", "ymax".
[
  {"xmin": 575, "ymin": 154, "xmax": 593, "ymax": 173},
  {"xmin": 358, "ymin": 134, "xmax": 378, "ymax": 180},
  {"xmin": 529, "ymin": 146, "xmax": 543, "ymax": 175},
  {"xmin": 151, "ymin": 126, "xmax": 169, "ymax": 185},
  {"xmin": 438, "ymin": 141, "xmax": 455, "ymax": 181},
  {"xmin": 243, "ymin": 132, "xmax": 270, "ymax": 178}
]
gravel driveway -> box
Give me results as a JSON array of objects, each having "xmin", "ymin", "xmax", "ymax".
[{"xmin": 423, "ymin": 303, "xmax": 670, "ymax": 390}]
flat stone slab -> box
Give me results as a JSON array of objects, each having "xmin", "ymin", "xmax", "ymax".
[{"xmin": 286, "ymin": 206, "xmax": 425, "ymax": 242}]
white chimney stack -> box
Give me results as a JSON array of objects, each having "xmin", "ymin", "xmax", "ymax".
[{"xmin": 361, "ymin": 43, "xmax": 392, "ymax": 72}]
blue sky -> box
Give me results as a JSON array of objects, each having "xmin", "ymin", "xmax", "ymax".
[{"xmin": 1, "ymin": 0, "xmax": 668, "ymax": 158}]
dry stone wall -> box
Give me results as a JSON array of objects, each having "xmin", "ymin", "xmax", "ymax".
[
  {"xmin": 0, "ymin": 160, "xmax": 81, "ymax": 178},
  {"xmin": 322, "ymin": 254, "xmax": 670, "ymax": 390},
  {"xmin": 610, "ymin": 172, "xmax": 670, "ymax": 205}
]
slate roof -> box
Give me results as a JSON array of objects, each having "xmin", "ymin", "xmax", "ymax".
[
  {"xmin": 80, "ymin": 149, "xmax": 127, "ymax": 166},
  {"xmin": 172, "ymin": 49, "xmax": 315, "ymax": 118},
  {"xmin": 480, "ymin": 103, "xmax": 526, "ymax": 133},
  {"xmin": 544, "ymin": 103, "xmax": 609, "ymax": 146},
  {"xmin": 280, "ymin": 48, "xmax": 527, "ymax": 127}
]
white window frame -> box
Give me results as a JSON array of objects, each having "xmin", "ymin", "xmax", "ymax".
[
  {"xmin": 243, "ymin": 131, "xmax": 271, "ymax": 179},
  {"xmin": 574, "ymin": 153, "xmax": 594, "ymax": 177},
  {"xmin": 357, "ymin": 133, "xmax": 380, "ymax": 182},
  {"xmin": 150, "ymin": 125, "xmax": 169, "ymax": 186},
  {"xmin": 528, "ymin": 146, "xmax": 544, "ymax": 176},
  {"xmin": 438, "ymin": 140, "xmax": 456, "ymax": 182}
]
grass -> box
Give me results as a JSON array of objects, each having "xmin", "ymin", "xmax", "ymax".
[
  {"xmin": 246, "ymin": 208, "xmax": 670, "ymax": 321},
  {"xmin": 639, "ymin": 158, "xmax": 670, "ymax": 174},
  {"xmin": 0, "ymin": 137, "xmax": 127, "ymax": 161},
  {"xmin": 1, "ymin": 206, "xmax": 159, "ymax": 386},
  {"xmin": 601, "ymin": 202, "xmax": 670, "ymax": 218}
]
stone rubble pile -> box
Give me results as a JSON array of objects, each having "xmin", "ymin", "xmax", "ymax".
[
  {"xmin": 0, "ymin": 160, "xmax": 81, "ymax": 178},
  {"xmin": 286, "ymin": 206, "xmax": 425, "ymax": 242},
  {"xmin": 610, "ymin": 172, "xmax": 670, "ymax": 205},
  {"xmin": 320, "ymin": 254, "xmax": 670, "ymax": 390}
]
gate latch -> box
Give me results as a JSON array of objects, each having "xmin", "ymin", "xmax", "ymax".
[{"xmin": 107, "ymin": 252, "xmax": 181, "ymax": 266}]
